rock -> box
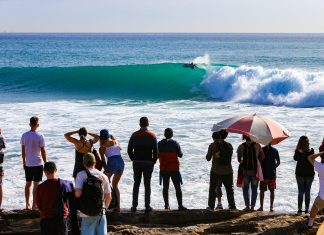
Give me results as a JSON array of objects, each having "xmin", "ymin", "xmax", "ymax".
[{"xmin": 0, "ymin": 209, "xmax": 322, "ymax": 234}]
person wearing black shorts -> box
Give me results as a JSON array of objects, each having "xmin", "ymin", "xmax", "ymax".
[
  {"xmin": 21, "ymin": 117, "xmax": 46, "ymax": 210},
  {"xmin": 25, "ymin": 165, "xmax": 44, "ymax": 182}
]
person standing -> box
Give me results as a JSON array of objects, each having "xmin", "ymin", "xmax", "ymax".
[
  {"xmin": 127, "ymin": 117, "xmax": 157, "ymax": 213},
  {"xmin": 158, "ymin": 128, "xmax": 187, "ymax": 211},
  {"xmin": 75, "ymin": 153, "xmax": 111, "ymax": 235},
  {"xmin": 21, "ymin": 116, "xmax": 46, "ymax": 210},
  {"xmin": 206, "ymin": 130, "xmax": 236, "ymax": 211},
  {"xmin": 306, "ymin": 151, "xmax": 324, "ymax": 229},
  {"xmin": 0, "ymin": 128, "xmax": 6, "ymax": 210},
  {"xmin": 257, "ymin": 143, "xmax": 280, "ymax": 212},
  {"xmin": 36, "ymin": 162, "xmax": 78, "ymax": 235},
  {"xmin": 64, "ymin": 127, "xmax": 99, "ymax": 179},
  {"xmin": 294, "ymin": 135, "xmax": 315, "ymax": 214},
  {"xmin": 99, "ymin": 129, "xmax": 124, "ymax": 212},
  {"xmin": 320, "ymin": 138, "xmax": 324, "ymax": 152},
  {"xmin": 237, "ymin": 135, "xmax": 265, "ymax": 211}
]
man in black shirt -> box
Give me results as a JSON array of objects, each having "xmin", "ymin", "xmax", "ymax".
[
  {"xmin": 128, "ymin": 117, "xmax": 157, "ymax": 213},
  {"xmin": 257, "ymin": 144, "xmax": 280, "ymax": 212}
]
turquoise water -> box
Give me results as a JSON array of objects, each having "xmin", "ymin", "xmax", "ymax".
[
  {"xmin": 0, "ymin": 64, "xmax": 207, "ymax": 100},
  {"xmin": 1, "ymin": 33, "xmax": 324, "ymax": 107},
  {"xmin": 0, "ymin": 33, "xmax": 324, "ymax": 211}
]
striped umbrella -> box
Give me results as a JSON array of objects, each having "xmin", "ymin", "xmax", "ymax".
[{"xmin": 211, "ymin": 114, "xmax": 290, "ymax": 145}]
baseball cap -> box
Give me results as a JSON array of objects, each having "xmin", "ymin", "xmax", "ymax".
[{"xmin": 100, "ymin": 129, "xmax": 109, "ymax": 140}]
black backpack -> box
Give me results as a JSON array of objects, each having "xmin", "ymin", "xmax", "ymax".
[
  {"xmin": 78, "ymin": 170, "xmax": 104, "ymax": 216},
  {"xmin": 218, "ymin": 142, "xmax": 231, "ymax": 165}
]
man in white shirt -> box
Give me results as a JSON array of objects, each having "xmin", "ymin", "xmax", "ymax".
[
  {"xmin": 75, "ymin": 153, "xmax": 111, "ymax": 235},
  {"xmin": 21, "ymin": 116, "xmax": 46, "ymax": 210},
  {"xmin": 307, "ymin": 151, "xmax": 324, "ymax": 229}
]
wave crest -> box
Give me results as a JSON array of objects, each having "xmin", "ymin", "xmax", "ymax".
[
  {"xmin": 1, "ymin": 62, "xmax": 324, "ymax": 107},
  {"xmin": 202, "ymin": 65, "xmax": 324, "ymax": 107}
]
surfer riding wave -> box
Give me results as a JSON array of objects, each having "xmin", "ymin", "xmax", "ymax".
[{"xmin": 183, "ymin": 62, "xmax": 197, "ymax": 69}]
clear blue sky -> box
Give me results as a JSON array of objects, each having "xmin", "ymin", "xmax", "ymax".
[{"xmin": 1, "ymin": 0, "xmax": 323, "ymax": 33}]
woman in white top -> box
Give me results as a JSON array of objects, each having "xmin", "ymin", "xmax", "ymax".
[{"xmin": 99, "ymin": 129, "xmax": 124, "ymax": 212}]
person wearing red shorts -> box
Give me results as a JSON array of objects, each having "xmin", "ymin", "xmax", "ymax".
[{"xmin": 258, "ymin": 143, "xmax": 280, "ymax": 212}]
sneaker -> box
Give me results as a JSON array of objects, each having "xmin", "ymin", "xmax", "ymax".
[
  {"xmin": 206, "ymin": 207, "xmax": 214, "ymax": 212},
  {"xmin": 250, "ymin": 206, "xmax": 255, "ymax": 211},
  {"xmin": 145, "ymin": 206, "xmax": 153, "ymax": 213},
  {"xmin": 130, "ymin": 207, "xmax": 136, "ymax": 212},
  {"xmin": 229, "ymin": 206, "xmax": 237, "ymax": 210},
  {"xmin": 243, "ymin": 206, "xmax": 250, "ymax": 211},
  {"xmin": 178, "ymin": 205, "xmax": 187, "ymax": 211},
  {"xmin": 165, "ymin": 205, "xmax": 170, "ymax": 210},
  {"xmin": 297, "ymin": 209, "xmax": 302, "ymax": 214},
  {"xmin": 305, "ymin": 209, "xmax": 309, "ymax": 214},
  {"xmin": 216, "ymin": 204, "xmax": 223, "ymax": 210}
]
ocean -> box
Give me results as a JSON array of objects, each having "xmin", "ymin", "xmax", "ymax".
[{"xmin": 0, "ymin": 33, "xmax": 323, "ymax": 211}]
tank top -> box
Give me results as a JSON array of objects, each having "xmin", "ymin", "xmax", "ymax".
[
  {"xmin": 105, "ymin": 144, "xmax": 121, "ymax": 158},
  {"xmin": 73, "ymin": 141, "xmax": 92, "ymax": 178}
]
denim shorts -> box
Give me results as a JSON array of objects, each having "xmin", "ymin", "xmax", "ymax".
[
  {"xmin": 104, "ymin": 155, "xmax": 124, "ymax": 174},
  {"xmin": 81, "ymin": 214, "xmax": 107, "ymax": 235}
]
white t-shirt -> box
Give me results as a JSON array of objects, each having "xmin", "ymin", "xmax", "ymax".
[
  {"xmin": 20, "ymin": 131, "xmax": 45, "ymax": 167},
  {"xmin": 314, "ymin": 161, "xmax": 324, "ymax": 200},
  {"xmin": 75, "ymin": 168, "xmax": 111, "ymax": 217}
]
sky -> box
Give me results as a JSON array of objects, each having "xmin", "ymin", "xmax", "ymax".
[{"xmin": 0, "ymin": 0, "xmax": 323, "ymax": 33}]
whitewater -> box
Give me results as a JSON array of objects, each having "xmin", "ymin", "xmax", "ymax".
[{"xmin": 0, "ymin": 33, "xmax": 323, "ymax": 212}]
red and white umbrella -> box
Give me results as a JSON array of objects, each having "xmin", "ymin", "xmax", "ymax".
[{"xmin": 211, "ymin": 114, "xmax": 290, "ymax": 145}]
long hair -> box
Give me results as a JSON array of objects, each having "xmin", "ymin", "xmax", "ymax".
[
  {"xmin": 296, "ymin": 135, "xmax": 310, "ymax": 153},
  {"xmin": 78, "ymin": 127, "xmax": 87, "ymax": 140}
]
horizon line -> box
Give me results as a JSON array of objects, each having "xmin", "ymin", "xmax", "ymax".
[{"xmin": 1, "ymin": 32, "xmax": 324, "ymax": 34}]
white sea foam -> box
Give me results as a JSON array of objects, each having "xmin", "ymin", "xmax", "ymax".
[
  {"xmin": 193, "ymin": 54, "xmax": 210, "ymax": 65},
  {"xmin": 0, "ymin": 100, "xmax": 323, "ymax": 212},
  {"xmin": 202, "ymin": 65, "xmax": 324, "ymax": 107}
]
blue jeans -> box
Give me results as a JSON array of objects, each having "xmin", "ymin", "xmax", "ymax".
[
  {"xmin": 161, "ymin": 171, "xmax": 183, "ymax": 207},
  {"xmin": 296, "ymin": 176, "xmax": 314, "ymax": 211},
  {"xmin": 81, "ymin": 214, "xmax": 107, "ymax": 235},
  {"xmin": 243, "ymin": 170, "xmax": 258, "ymax": 208}
]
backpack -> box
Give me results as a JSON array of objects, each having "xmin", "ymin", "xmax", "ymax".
[
  {"xmin": 218, "ymin": 142, "xmax": 231, "ymax": 165},
  {"xmin": 78, "ymin": 170, "xmax": 104, "ymax": 216}
]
